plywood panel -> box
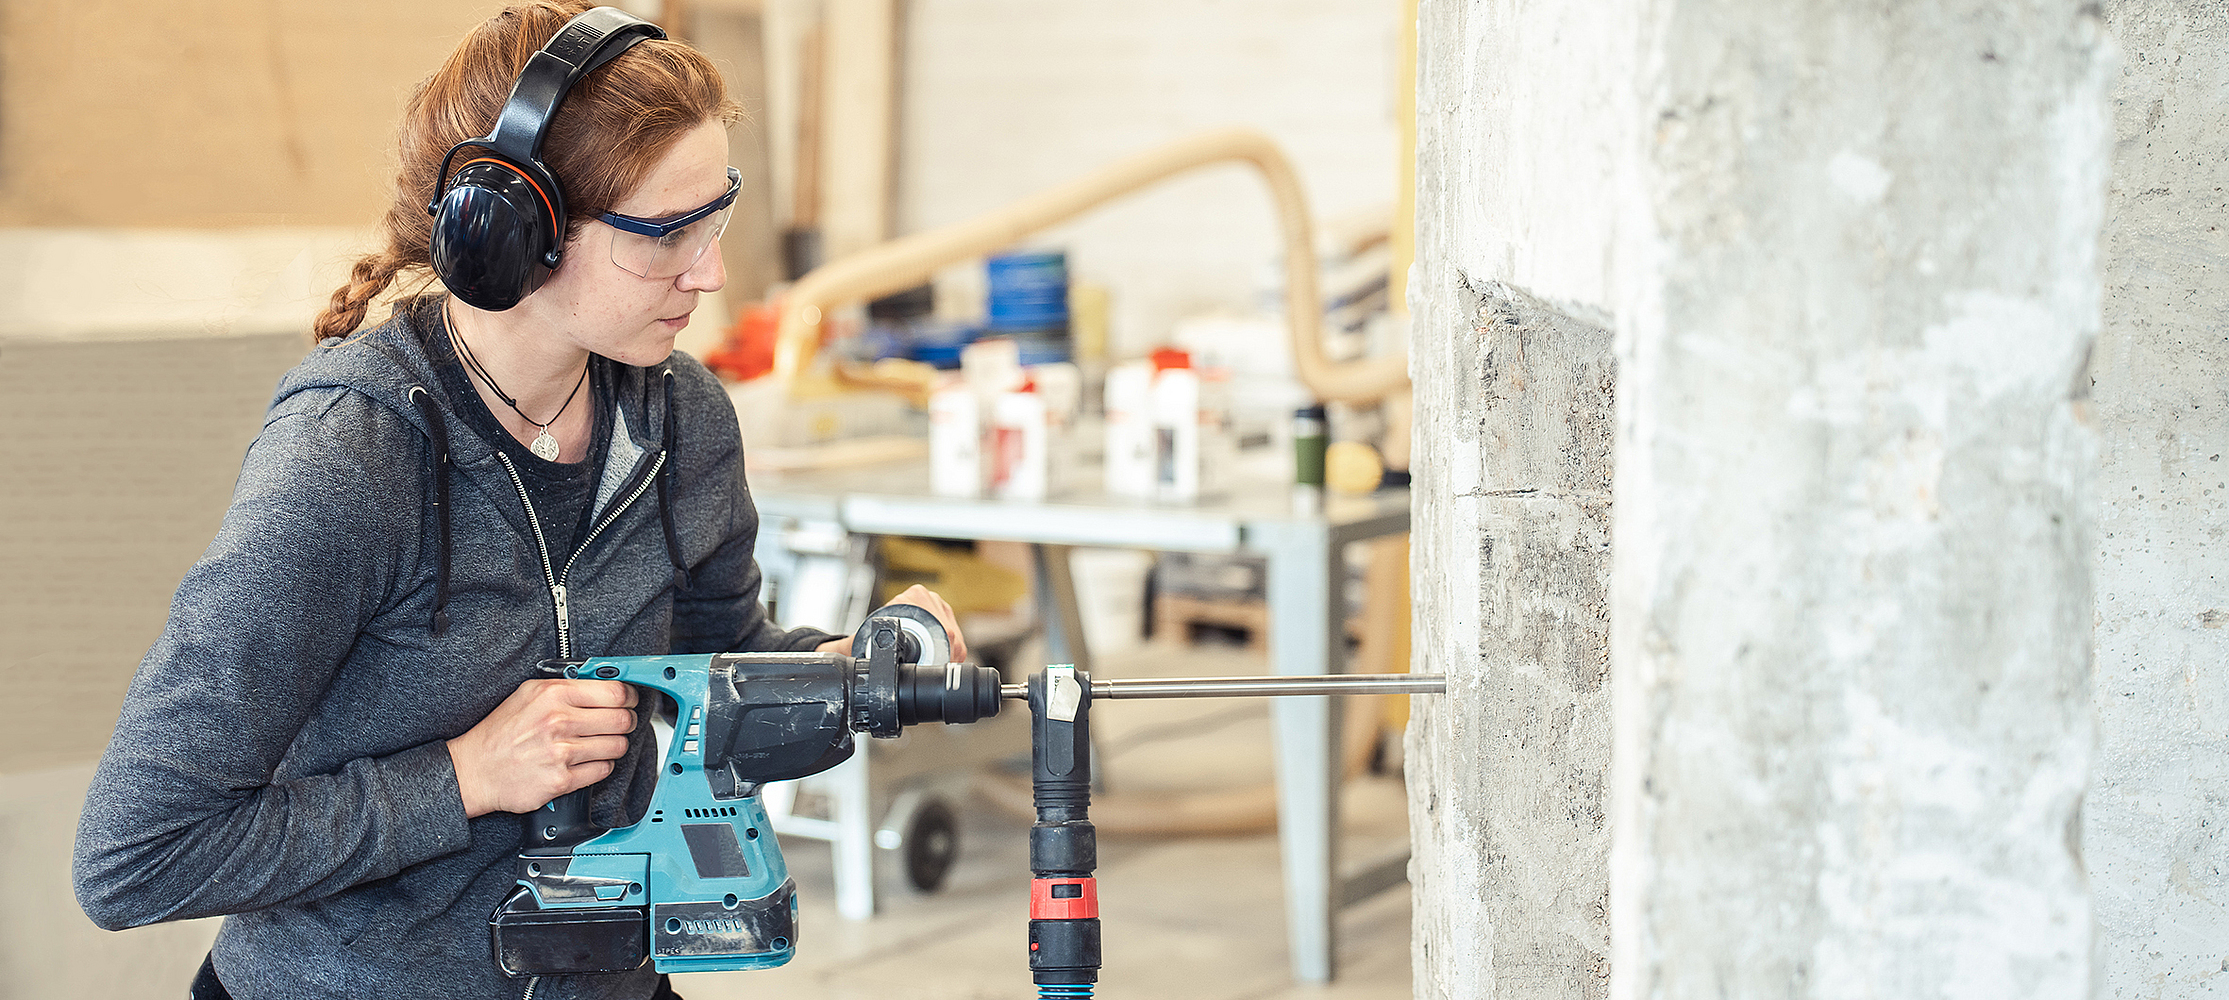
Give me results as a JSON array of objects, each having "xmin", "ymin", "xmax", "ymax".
[{"xmin": 0, "ymin": 0, "xmax": 505, "ymax": 227}]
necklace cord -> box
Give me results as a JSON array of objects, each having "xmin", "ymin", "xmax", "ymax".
[{"xmin": 446, "ymin": 300, "xmax": 590, "ymax": 433}]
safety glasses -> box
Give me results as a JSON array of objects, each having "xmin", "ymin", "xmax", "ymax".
[{"xmin": 598, "ymin": 166, "xmax": 740, "ymax": 279}]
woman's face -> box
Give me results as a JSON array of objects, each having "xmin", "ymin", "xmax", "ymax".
[{"xmin": 522, "ymin": 120, "xmax": 732, "ymax": 367}]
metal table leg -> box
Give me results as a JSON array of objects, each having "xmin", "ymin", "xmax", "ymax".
[
  {"xmin": 1032, "ymin": 543, "xmax": 1094, "ymax": 676},
  {"xmin": 828, "ymin": 750, "xmax": 877, "ymax": 919},
  {"xmin": 1259, "ymin": 523, "xmax": 1343, "ymax": 983}
]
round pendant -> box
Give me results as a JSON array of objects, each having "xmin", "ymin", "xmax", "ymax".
[{"xmin": 530, "ymin": 430, "xmax": 561, "ymax": 462}]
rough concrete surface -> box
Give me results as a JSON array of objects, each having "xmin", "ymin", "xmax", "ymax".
[
  {"xmin": 1610, "ymin": 2, "xmax": 2109, "ymax": 998},
  {"xmin": 2088, "ymin": 3, "xmax": 2229, "ymax": 997},
  {"xmin": 1413, "ymin": 0, "xmax": 1638, "ymax": 319},
  {"xmin": 1407, "ymin": 2, "xmax": 1629, "ymax": 997},
  {"xmin": 1408, "ymin": 251, "xmax": 1615, "ymax": 998}
]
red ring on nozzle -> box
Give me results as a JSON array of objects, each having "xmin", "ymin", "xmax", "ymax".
[{"xmin": 1030, "ymin": 878, "xmax": 1098, "ymax": 920}]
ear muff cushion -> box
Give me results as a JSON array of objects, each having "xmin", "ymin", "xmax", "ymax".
[{"xmin": 430, "ymin": 160, "xmax": 559, "ymax": 311}]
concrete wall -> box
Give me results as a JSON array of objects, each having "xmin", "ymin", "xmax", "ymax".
[
  {"xmin": 2088, "ymin": 4, "xmax": 2229, "ymax": 997},
  {"xmin": 1405, "ymin": 279, "xmax": 1614, "ymax": 997},
  {"xmin": 1406, "ymin": 1, "xmax": 1632, "ymax": 996},
  {"xmin": 1411, "ymin": 0, "xmax": 2114, "ymax": 997},
  {"xmin": 898, "ymin": 0, "xmax": 1398, "ymax": 357},
  {"xmin": 1612, "ymin": 2, "xmax": 2108, "ymax": 995}
]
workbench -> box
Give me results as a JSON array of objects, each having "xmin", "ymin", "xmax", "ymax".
[{"xmin": 747, "ymin": 457, "xmax": 1411, "ymax": 983}]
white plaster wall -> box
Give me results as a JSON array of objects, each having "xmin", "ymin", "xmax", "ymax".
[
  {"xmin": 897, "ymin": 0, "xmax": 1398, "ymax": 357},
  {"xmin": 2088, "ymin": 4, "xmax": 2229, "ymax": 996},
  {"xmin": 1609, "ymin": 2, "xmax": 2109, "ymax": 997}
]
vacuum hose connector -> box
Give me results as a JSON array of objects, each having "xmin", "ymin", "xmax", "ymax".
[{"xmin": 1029, "ymin": 665, "xmax": 1099, "ymax": 990}]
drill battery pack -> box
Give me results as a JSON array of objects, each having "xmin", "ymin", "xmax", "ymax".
[{"xmin": 490, "ymin": 873, "xmax": 799, "ymax": 977}]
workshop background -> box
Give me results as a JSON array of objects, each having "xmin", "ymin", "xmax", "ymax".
[
  {"xmin": 0, "ymin": 1, "xmax": 1413, "ymax": 997},
  {"xmin": 4, "ymin": 2, "xmax": 2227, "ymax": 1000}
]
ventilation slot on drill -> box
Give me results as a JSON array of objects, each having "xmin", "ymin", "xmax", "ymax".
[{"xmin": 682, "ymin": 807, "xmax": 739, "ymax": 819}]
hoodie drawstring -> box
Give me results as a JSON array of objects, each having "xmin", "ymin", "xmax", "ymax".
[
  {"xmin": 408, "ymin": 385, "xmax": 454, "ymax": 637},
  {"xmin": 413, "ymin": 368, "xmax": 687, "ymax": 641},
  {"xmin": 656, "ymin": 368, "xmax": 689, "ymax": 590}
]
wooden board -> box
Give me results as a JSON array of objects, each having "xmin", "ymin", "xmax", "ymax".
[{"xmin": 0, "ymin": 1, "xmax": 505, "ymax": 226}]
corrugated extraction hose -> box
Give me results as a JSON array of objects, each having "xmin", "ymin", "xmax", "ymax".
[{"xmin": 774, "ymin": 127, "xmax": 1409, "ymax": 407}]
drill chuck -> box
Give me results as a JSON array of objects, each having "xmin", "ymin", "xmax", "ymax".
[
  {"xmin": 847, "ymin": 604, "xmax": 1001, "ymax": 736},
  {"xmin": 895, "ymin": 662, "xmax": 1004, "ymax": 727}
]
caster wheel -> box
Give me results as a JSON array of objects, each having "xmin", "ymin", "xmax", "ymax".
[{"xmin": 904, "ymin": 799, "xmax": 960, "ymax": 892}]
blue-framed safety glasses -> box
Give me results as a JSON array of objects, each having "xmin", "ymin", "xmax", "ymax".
[{"xmin": 599, "ymin": 166, "xmax": 741, "ymax": 279}]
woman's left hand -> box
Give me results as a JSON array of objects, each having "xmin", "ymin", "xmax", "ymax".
[{"xmin": 815, "ymin": 584, "xmax": 968, "ymax": 663}]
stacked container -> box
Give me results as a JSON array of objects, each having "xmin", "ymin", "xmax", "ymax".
[{"xmin": 984, "ymin": 250, "xmax": 1072, "ymax": 366}]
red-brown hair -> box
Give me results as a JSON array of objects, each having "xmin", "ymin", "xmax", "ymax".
[{"xmin": 313, "ymin": 1, "xmax": 743, "ymax": 342}]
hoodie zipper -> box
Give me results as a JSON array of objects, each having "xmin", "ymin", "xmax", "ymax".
[
  {"xmin": 495, "ymin": 449, "xmax": 667, "ymax": 660},
  {"xmin": 561, "ymin": 450, "xmax": 667, "ymax": 591}
]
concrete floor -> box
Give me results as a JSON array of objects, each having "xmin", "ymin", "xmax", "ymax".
[
  {"xmin": 11, "ymin": 642, "xmax": 1415, "ymax": 999},
  {"xmin": 705, "ymin": 784, "xmax": 1415, "ymax": 1000}
]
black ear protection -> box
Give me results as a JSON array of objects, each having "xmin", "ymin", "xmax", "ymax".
[{"xmin": 427, "ymin": 6, "xmax": 666, "ymax": 311}]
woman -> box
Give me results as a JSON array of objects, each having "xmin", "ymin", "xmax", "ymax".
[{"xmin": 72, "ymin": 5, "xmax": 960, "ymax": 998}]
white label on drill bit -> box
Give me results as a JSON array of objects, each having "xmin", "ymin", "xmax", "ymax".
[{"xmin": 1046, "ymin": 664, "xmax": 1081, "ymax": 722}]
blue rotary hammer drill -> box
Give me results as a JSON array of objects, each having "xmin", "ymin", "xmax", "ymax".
[
  {"xmin": 490, "ymin": 602, "xmax": 1447, "ymax": 992},
  {"xmin": 488, "ymin": 604, "xmax": 999, "ymax": 978}
]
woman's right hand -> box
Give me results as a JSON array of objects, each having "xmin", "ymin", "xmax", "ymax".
[{"xmin": 446, "ymin": 679, "xmax": 640, "ymax": 818}]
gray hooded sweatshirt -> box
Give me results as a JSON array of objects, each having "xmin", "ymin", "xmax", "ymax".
[{"xmin": 74, "ymin": 296, "xmax": 836, "ymax": 1000}]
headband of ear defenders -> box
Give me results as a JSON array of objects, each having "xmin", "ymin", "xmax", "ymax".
[
  {"xmin": 427, "ymin": 6, "xmax": 667, "ymax": 310},
  {"xmin": 473, "ymin": 7, "xmax": 664, "ymax": 177}
]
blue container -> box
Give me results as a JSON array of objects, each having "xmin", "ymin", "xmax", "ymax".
[
  {"xmin": 986, "ymin": 250, "xmax": 1071, "ymax": 333},
  {"xmin": 907, "ymin": 321, "xmax": 981, "ymax": 369},
  {"xmin": 986, "ymin": 250, "xmax": 1068, "ymax": 288},
  {"xmin": 987, "ymin": 307, "xmax": 1069, "ymax": 330}
]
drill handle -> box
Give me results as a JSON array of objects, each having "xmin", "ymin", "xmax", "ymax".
[
  {"xmin": 524, "ymin": 658, "xmax": 680, "ymax": 845},
  {"xmin": 523, "ymin": 787, "xmax": 601, "ymax": 853}
]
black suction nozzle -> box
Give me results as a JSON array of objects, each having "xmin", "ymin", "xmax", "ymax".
[{"xmin": 1028, "ymin": 666, "xmax": 1099, "ymax": 988}]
